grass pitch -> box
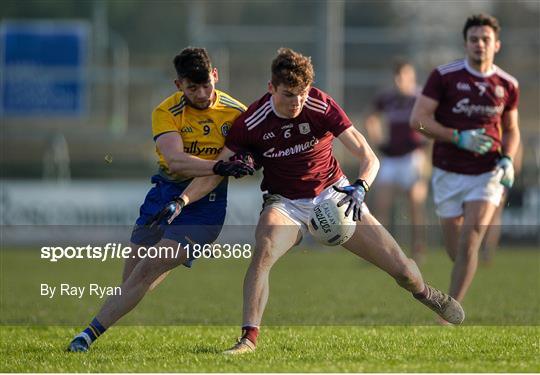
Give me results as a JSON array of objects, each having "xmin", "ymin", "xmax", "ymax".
[
  {"xmin": 1, "ymin": 246, "xmax": 539, "ymax": 372},
  {"xmin": 1, "ymin": 326, "xmax": 538, "ymax": 372}
]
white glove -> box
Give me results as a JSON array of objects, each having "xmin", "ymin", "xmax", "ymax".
[
  {"xmin": 454, "ymin": 128, "xmax": 493, "ymax": 154},
  {"xmin": 496, "ymin": 156, "xmax": 514, "ymax": 188}
]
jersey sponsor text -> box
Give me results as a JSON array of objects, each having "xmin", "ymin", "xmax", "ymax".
[
  {"xmin": 451, "ymin": 98, "xmax": 504, "ymax": 117},
  {"xmin": 262, "ymin": 136, "xmax": 319, "ymax": 158},
  {"xmin": 184, "ymin": 140, "xmax": 223, "ymax": 156}
]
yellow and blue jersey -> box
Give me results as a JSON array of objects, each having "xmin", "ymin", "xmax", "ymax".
[
  {"xmin": 131, "ymin": 89, "xmax": 246, "ymax": 255},
  {"xmin": 152, "ymin": 89, "xmax": 246, "ymax": 181}
]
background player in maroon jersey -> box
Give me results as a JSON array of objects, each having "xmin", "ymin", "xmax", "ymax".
[
  {"xmin": 177, "ymin": 48, "xmax": 464, "ymax": 354},
  {"xmin": 410, "ymin": 14, "xmax": 520, "ymax": 320},
  {"xmin": 364, "ymin": 60, "xmax": 428, "ymax": 263}
]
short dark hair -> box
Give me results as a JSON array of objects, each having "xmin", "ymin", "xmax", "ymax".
[
  {"xmin": 173, "ymin": 47, "xmax": 213, "ymax": 83},
  {"xmin": 463, "ymin": 14, "xmax": 500, "ymax": 40},
  {"xmin": 271, "ymin": 48, "xmax": 314, "ymax": 90},
  {"xmin": 393, "ymin": 58, "xmax": 412, "ymax": 76}
]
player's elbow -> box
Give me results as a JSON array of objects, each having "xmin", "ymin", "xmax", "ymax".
[
  {"xmin": 163, "ymin": 156, "xmax": 182, "ymax": 173},
  {"xmin": 409, "ymin": 100, "xmax": 429, "ymax": 131},
  {"xmin": 410, "ymin": 102, "xmax": 436, "ymax": 133},
  {"xmin": 372, "ymin": 154, "xmax": 380, "ymax": 175},
  {"xmin": 366, "ymin": 147, "xmax": 380, "ymax": 174},
  {"xmin": 409, "ymin": 110, "xmax": 422, "ymax": 131},
  {"xmin": 164, "ymin": 155, "xmax": 195, "ymax": 177},
  {"xmin": 168, "ymin": 165, "xmax": 195, "ymax": 178}
]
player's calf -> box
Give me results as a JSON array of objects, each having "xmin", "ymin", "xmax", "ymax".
[
  {"xmin": 68, "ymin": 253, "xmax": 184, "ymax": 352},
  {"xmin": 390, "ymin": 257, "xmax": 424, "ymax": 293},
  {"xmin": 122, "ymin": 245, "xmax": 143, "ymax": 282}
]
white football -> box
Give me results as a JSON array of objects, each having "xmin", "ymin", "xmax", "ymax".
[{"xmin": 308, "ymin": 198, "xmax": 356, "ymax": 246}]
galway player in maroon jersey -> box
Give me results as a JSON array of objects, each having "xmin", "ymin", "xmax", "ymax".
[
  {"xmin": 175, "ymin": 48, "xmax": 464, "ymax": 354},
  {"xmin": 410, "ymin": 14, "xmax": 520, "ymax": 319},
  {"xmin": 364, "ymin": 60, "xmax": 428, "ymax": 263}
]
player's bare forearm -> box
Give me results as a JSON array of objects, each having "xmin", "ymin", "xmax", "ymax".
[
  {"xmin": 166, "ymin": 153, "xmax": 217, "ymax": 178},
  {"xmin": 501, "ymin": 109, "xmax": 520, "ymax": 159},
  {"xmin": 178, "ymin": 147, "xmax": 236, "ymax": 205},
  {"xmin": 179, "ymin": 175, "xmax": 224, "ymax": 205},
  {"xmin": 156, "ymin": 132, "xmax": 218, "ymax": 178},
  {"xmin": 356, "ymin": 155, "xmax": 379, "ymax": 187},
  {"xmin": 338, "ymin": 127, "xmax": 380, "ymax": 186},
  {"xmin": 412, "ymin": 116, "xmax": 455, "ymax": 143},
  {"xmin": 410, "ymin": 95, "xmax": 455, "ymax": 143}
]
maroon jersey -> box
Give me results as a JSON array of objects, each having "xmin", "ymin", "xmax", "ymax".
[
  {"xmin": 374, "ymin": 89, "xmax": 423, "ymax": 156},
  {"xmin": 226, "ymin": 87, "xmax": 352, "ymax": 199},
  {"xmin": 422, "ymin": 59, "xmax": 519, "ymax": 174}
]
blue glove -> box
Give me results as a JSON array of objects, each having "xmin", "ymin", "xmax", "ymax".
[
  {"xmin": 332, "ymin": 179, "xmax": 369, "ymax": 221},
  {"xmin": 496, "ymin": 155, "xmax": 514, "ymax": 188},
  {"xmin": 453, "ymin": 128, "xmax": 493, "ymax": 154}
]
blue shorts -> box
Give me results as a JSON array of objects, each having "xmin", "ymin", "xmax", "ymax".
[{"xmin": 131, "ymin": 174, "xmax": 228, "ymax": 248}]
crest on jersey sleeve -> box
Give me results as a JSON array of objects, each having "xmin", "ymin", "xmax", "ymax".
[{"xmin": 221, "ymin": 122, "xmax": 231, "ymax": 136}]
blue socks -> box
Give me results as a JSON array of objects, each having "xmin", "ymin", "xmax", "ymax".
[{"xmin": 77, "ymin": 317, "xmax": 107, "ymax": 346}]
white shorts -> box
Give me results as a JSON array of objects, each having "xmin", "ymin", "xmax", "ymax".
[
  {"xmin": 377, "ymin": 149, "xmax": 425, "ymax": 190},
  {"xmin": 262, "ymin": 176, "xmax": 369, "ymax": 234},
  {"xmin": 431, "ymin": 167, "xmax": 504, "ymax": 218}
]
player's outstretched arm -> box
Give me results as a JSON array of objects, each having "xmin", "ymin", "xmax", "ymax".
[
  {"xmin": 157, "ymin": 132, "xmax": 219, "ymax": 177},
  {"xmin": 337, "ymin": 127, "xmax": 379, "ymax": 186},
  {"xmin": 333, "ymin": 127, "xmax": 379, "ymax": 221},
  {"xmin": 178, "ymin": 146, "xmax": 237, "ymax": 206},
  {"xmin": 157, "ymin": 132, "xmax": 254, "ymax": 178}
]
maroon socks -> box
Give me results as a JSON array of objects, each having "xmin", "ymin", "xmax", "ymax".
[{"xmin": 241, "ymin": 326, "xmax": 259, "ymax": 345}]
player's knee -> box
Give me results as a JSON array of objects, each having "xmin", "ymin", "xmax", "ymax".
[
  {"xmin": 253, "ymin": 250, "xmax": 276, "ymax": 270},
  {"xmin": 252, "ymin": 242, "xmax": 279, "ymax": 270},
  {"xmin": 462, "ymin": 219, "xmax": 489, "ymax": 236}
]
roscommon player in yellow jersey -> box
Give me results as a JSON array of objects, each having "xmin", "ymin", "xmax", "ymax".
[{"xmin": 68, "ymin": 47, "xmax": 253, "ymax": 352}]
